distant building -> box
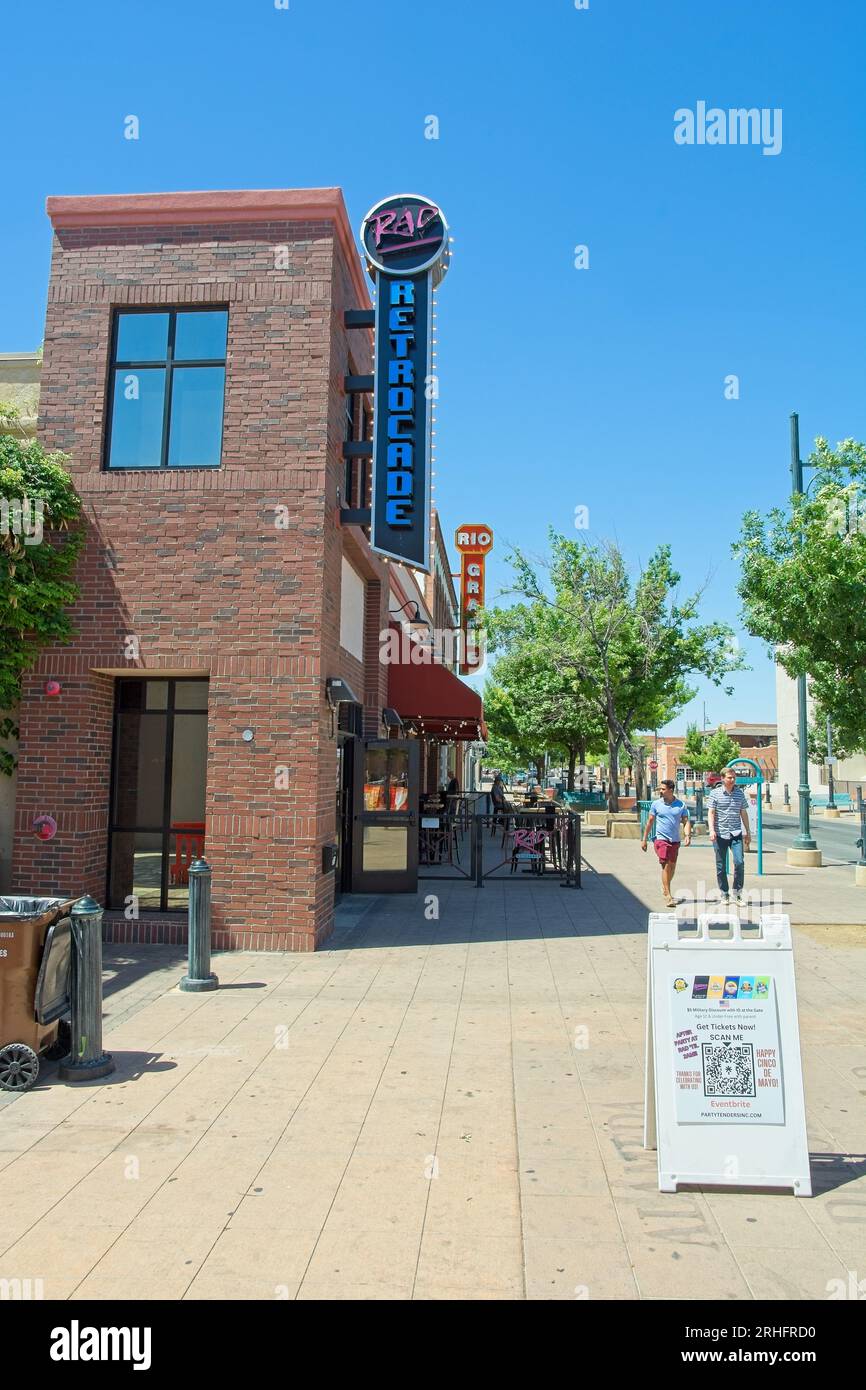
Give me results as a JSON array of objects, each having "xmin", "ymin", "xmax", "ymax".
[
  {"xmin": 775, "ymin": 664, "xmax": 865, "ymax": 799},
  {"xmin": 654, "ymin": 721, "xmax": 778, "ymax": 786}
]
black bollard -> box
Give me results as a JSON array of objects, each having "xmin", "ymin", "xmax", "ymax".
[
  {"xmin": 59, "ymin": 896, "xmax": 115, "ymax": 1083},
  {"xmin": 180, "ymin": 858, "xmax": 218, "ymax": 992}
]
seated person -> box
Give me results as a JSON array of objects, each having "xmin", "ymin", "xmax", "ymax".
[{"xmin": 490, "ymin": 773, "xmax": 512, "ymax": 814}]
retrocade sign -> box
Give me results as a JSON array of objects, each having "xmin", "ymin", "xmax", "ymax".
[
  {"xmin": 644, "ymin": 913, "xmax": 811, "ymax": 1196},
  {"xmin": 454, "ymin": 524, "xmax": 493, "ymax": 674},
  {"xmin": 361, "ymin": 193, "xmax": 451, "ymax": 571}
]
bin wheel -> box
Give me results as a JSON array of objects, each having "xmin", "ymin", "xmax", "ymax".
[{"xmin": 0, "ymin": 1042, "xmax": 40, "ymax": 1093}]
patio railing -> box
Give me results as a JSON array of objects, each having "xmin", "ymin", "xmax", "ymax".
[{"xmin": 419, "ymin": 809, "xmax": 582, "ymax": 888}]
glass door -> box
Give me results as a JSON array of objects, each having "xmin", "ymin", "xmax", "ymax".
[
  {"xmin": 108, "ymin": 678, "xmax": 208, "ymax": 912},
  {"xmin": 351, "ymin": 739, "xmax": 419, "ymax": 893}
]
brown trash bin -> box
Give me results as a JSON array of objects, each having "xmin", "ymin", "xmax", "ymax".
[{"xmin": 0, "ymin": 896, "xmax": 79, "ymax": 1093}]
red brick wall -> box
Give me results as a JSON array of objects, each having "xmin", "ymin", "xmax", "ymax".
[{"xmin": 13, "ymin": 206, "xmax": 387, "ymax": 950}]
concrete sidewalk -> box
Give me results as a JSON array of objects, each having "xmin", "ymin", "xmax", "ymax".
[
  {"xmin": 0, "ymin": 854, "xmax": 864, "ymax": 1301},
  {"xmin": 582, "ymin": 828, "xmax": 866, "ymax": 925}
]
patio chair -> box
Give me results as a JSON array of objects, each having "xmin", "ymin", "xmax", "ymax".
[
  {"xmin": 169, "ymin": 821, "xmax": 205, "ymax": 886},
  {"xmin": 508, "ymin": 824, "xmax": 546, "ymax": 875}
]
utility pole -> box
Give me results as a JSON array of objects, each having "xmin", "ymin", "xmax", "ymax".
[{"xmin": 787, "ymin": 413, "xmax": 821, "ymax": 867}]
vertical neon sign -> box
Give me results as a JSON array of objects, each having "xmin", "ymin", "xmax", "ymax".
[{"xmin": 361, "ymin": 194, "xmax": 451, "ymax": 572}]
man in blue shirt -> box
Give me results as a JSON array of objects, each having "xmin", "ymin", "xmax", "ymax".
[
  {"xmin": 641, "ymin": 779, "xmax": 691, "ymax": 908},
  {"xmin": 708, "ymin": 767, "xmax": 751, "ymax": 904}
]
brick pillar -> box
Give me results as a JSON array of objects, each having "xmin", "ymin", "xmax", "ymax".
[
  {"xmin": 12, "ymin": 670, "xmax": 113, "ymax": 900},
  {"xmin": 363, "ymin": 579, "xmax": 388, "ymax": 737}
]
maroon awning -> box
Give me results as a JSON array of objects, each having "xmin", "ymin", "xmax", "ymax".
[{"xmin": 388, "ymin": 644, "xmax": 486, "ymax": 741}]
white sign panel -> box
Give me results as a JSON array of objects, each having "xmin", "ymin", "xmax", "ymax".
[
  {"xmin": 670, "ymin": 972, "xmax": 783, "ymax": 1125},
  {"xmin": 644, "ymin": 913, "xmax": 811, "ymax": 1196}
]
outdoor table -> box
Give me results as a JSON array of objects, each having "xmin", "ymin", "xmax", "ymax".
[{"xmin": 419, "ymin": 810, "xmax": 460, "ymax": 866}]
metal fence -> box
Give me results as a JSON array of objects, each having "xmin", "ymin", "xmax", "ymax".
[{"xmin": 419, "ymin": 809, "xmax": 583, "ymax": 888}]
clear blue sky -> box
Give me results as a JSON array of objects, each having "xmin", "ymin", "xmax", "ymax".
[{"xmin": 3, "ymin": 0, "xmax": 864, "ymax": 733}]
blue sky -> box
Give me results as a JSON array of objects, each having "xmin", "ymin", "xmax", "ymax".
[{"xmin": 2, "ymin": 0, "xmax": 864, "ymax": 732}]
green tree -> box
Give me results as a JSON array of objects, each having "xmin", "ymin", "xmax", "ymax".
[
  {"xmin": 736, "ymin": 437, "xmax": 866, "ymax": 753},
  {"xmin": 481, "ymin": 683, "xmax": 532, "ymax": 777},
  {"xmin": 702, "ymin": 728, "xmax": 742, "ymax": 774},
  {"xmin": 681, "ymin": 722, "xmax": 707, "ymax": 772},
  {"xmin": 484, "ymin": 601, "xmax": 606, "ymax": 789},
  {"xmin": 0, "ymin": 405, "xmax": 83, "ymax": 773},
  {"xmin": 492, "ymin": 532, "xmax": 744, "ymax": 809},
  {"xmin": 682, "ymin": 722, "xmax": 742, "ymax": 774}
]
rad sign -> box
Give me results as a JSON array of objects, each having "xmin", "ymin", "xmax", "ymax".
[
  {"xmin": 644, "ymin": 912, "xmax": 811, "ymax": 1196},
  {"xmin": 361, "ymin": 194, "xmax": 451, "ymax": 571}
]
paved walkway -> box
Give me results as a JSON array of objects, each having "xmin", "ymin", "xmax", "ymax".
[
  {"xmin": 583, "ymin": 828, "xmax": 866, "ymax": 925},
  {"xmin": 0, "ymin": 839, "xmax": 864, "ymax": 1300}
]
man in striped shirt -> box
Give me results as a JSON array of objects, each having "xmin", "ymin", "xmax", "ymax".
[{"xmin": 708, "ymin": 767, "xmax": 751, "ymax": 904}]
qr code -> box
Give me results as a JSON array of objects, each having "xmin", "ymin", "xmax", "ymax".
[{"xmin": 702, "ymin": 1043, "xmax": 755, "ymax": 1097}]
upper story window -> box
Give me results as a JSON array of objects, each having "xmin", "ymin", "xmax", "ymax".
[{"xmin": 106, "ymin": 308, "xmax": 228, "ymax": 469}]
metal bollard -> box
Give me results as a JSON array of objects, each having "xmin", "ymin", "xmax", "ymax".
[
  {"xmin": 59, "ymin": 896, "xmax": 115, "ymax": 1083},
  {"xmin": 857, "ymin": 801, "xmax": 866, "ymax": 867},
  {"xmin": 784, "ymin": 783, "xmax": 790, "ymax": 808},
  {"xmin": 180, "ymin": 858, "xmax": 218, "ymax": 992},
  {"xmin": 695, "ymin": 788, "xmax": 704, "ymax": 825}
]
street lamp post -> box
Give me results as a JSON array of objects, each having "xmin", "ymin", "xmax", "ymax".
[
  {"xmin": 826, "ymin": 716, "xmax": 837, "ymax": 814},
  {"xmin": 787, "ymin": 413, "xmax": 822, "ymax": 867}
]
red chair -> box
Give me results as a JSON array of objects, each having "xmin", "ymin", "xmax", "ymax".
[{"xmin": 170, "ymin": 822, "xmax": 205, "ymax": 886}]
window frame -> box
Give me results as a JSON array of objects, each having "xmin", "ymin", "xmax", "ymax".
[{"xmin": 104, "ymin": 306, "xmax": 228, "ymax": 471}]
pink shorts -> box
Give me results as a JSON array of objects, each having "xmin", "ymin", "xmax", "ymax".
[{"xmin": 654, "ymin": 839, "xmax": 680, "ymax": 864}]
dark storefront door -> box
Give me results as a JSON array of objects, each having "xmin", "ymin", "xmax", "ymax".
[
  {"xmin": 351, "ymin": 739, "xmax": 419, "ymax": 893},
  {"xmin": 107, "ymin": 678, "xmax": 208, "ymax": 913},
  {"xmin": 335, "ymin": 736, "xmax": 355, "ymax": 898}
]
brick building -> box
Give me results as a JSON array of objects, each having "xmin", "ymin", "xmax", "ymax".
[
  {"xmin": 655, "ymin": 722, "xmax": 778, "ymax": 786},
  {"xmin": 10, "ymin": 188, "xmax": 482, "ymax": 951}
]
